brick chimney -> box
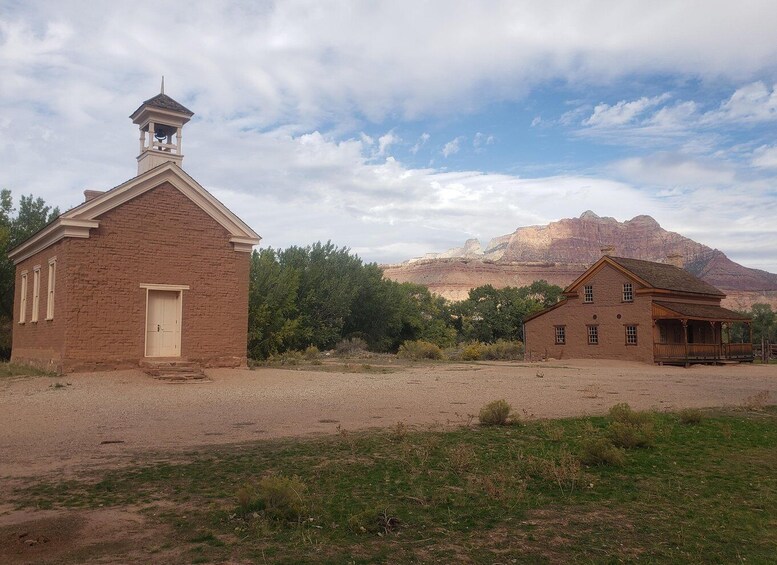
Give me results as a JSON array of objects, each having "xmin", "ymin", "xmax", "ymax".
[
  {"xmin": 600, "ymin": 246, "xmax": 616, "ymax": 257},
  {"xmin": 666, "ymin": 253, "xmax": 684, "ymax": 268},
  {"xmin": 84, "ymin": 190, "xmax": 105, "ymax": 202}
]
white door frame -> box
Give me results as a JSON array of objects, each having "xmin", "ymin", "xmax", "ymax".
[{"xmin": 141, "ymin": 283, "xmax": 189, "ymax": 358}]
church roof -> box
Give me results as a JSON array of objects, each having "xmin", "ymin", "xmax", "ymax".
[{"xmin": 130, "ymin": 93, "xmax": 193, "ymax": 119}]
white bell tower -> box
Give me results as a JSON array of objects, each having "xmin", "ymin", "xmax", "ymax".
[{"xmin": 130, "ymin": 79, "xmax": 194, "ymax": 175}]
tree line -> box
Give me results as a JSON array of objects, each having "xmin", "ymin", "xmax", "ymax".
[{"xmin": 248, "ymin": 242, "xmax": 562, "ymax": 359}]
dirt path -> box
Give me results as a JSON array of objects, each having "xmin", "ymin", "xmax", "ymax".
[{"xmin": 1, "ymin": 359, "xmax": 775, "ymax": 480}]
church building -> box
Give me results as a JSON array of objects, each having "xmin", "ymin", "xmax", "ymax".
[{"xmin": 9, "ymin": 87, "xmax": 261, "ymax": 372}]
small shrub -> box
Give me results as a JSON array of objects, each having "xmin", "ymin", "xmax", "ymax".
[
  {"xmin": 447, "ymin": 443, "xmax": 476, "ymax": 474},
  {"xmin": 608, "ymin": 403, "xmax": 653, "ymax": 425},
  {"xmin": 460, "ymin": 342, "xmax": 484, "ymax": 361},
  {"xmin": 236, "ymin": 475, "xmax": 307, "ymax": 522},
  {"xmin": 608, "ymin": 421, "xmax": 656, "ymax": 449},
  {"xmin": 303, "ymin": 345, "xmax": 319, "ymax": 360},
  {"xmin": 580, "ymin": 438, "xmax": 627, "ymax": 467},
  {"xmin": 678, "ymin": 408, "xmax": 704, "ymax": 425},
  {"xmin": 266, "ymin": 350, "xmax": 304, "ymax": 366},
  {"xmin": 478, "ymin": 399, "xmax": 512, "ymax": 426},
  {"xmin": 530, "ymin": 448, "xmax": 583, "ymax": 496},
  {"xmin": 335, "ymin": 337, "xmax": 368, "ymax": 357},
  {"xmin": 397, "ymin": 340, "xmax": 444, "ymax": 360},
  {"xmin": 480, "ymin": 340, "xmax": 524, "ymax": 360}
]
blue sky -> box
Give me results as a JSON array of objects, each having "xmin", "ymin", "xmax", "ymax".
[{"xmin": 2, "ymin": 1, "xmax": 777, "ymax": 271}]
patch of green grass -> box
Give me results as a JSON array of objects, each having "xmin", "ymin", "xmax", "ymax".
[
  {"xmin": 0, "ymin": 362, "xmax": 56, "ymax": 378},
  {"xmin": 10, "ymin": 407, "xmax": 777, "ymax": 564}
]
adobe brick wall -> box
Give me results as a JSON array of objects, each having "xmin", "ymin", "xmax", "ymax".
[
  {"xmin": 525, "ymin": 263, "xmax": 655, "ymax": 363},
  {"xmin": 11, "ymin": 240, "xmax": 67, "ymax": 371},
  {"xmin": 57, "ymin": 182, "xmax": 250, "ymax": 372}
]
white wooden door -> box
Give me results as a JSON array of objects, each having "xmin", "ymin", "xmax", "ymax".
[{"xmin": 146, "ymin": 290, "xmax": 181, "ymax": 357}]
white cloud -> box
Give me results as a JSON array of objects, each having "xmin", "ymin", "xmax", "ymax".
[
  {"xmin": 583, "ymin": 94, "xmax": 670, "ymax": 127},
  {"xmin": 376, "ymin": 131, "xmax": 400, "ymax": 157},
  {"xmin": 706, "ymin": 81, "xmax": 777, "ymax": 124},
  {"xmin": 751, "ymin": 145, "xmax": 777, "ymax": 169},
  {"xmin": 410, "ymin": 132, "xmax": 430, "ymax": 154},
  {"xmin": 473, "ymin": 132, "xmax": 494, "ymax": 148},
  {"xmin": 442, "ymin": 136, "xmax": 463, "ymax": 158}
]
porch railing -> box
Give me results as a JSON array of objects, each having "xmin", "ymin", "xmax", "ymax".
[{"xmin": 654, "ymin": 342, "xmax": 754, "ymax": 363}]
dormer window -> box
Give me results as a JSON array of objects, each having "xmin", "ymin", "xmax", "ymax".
[
  {"xmin": 583, "ymin": 285, "xmax": 593, "ymax": 303},
  {"xmin": 623, "ymin": 283, "xmax": 633, "ymax": 302}
]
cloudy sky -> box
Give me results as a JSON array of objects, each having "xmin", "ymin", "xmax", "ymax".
[{"xmin": 2, "ymin": 1, "xmax": 777, "ymax": 271}]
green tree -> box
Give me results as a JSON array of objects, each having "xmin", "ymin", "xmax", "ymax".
[
  {"xmin": 0, "ymin": 190, "xmax": 60, "ymax": 357},
  {"xmin": 750, "ymin": 303, "xmax": 776, "ymax": 344}
]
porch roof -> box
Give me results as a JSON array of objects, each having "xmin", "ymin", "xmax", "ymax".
[{"xmin": 653, "ymin": 301, "xmax": 751, "ymax": 322}]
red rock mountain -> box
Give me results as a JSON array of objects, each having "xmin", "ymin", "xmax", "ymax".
[{"xmin": 381, "ymin": 211, "xmax": 777, "ymax": 310}]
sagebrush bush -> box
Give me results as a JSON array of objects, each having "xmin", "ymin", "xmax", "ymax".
[
  {"xmin": 678, "ymin": 408, "xmax": 703, "ymax": 425},
  {"xmin": 266, "ymin": 350, "xmax": 304, "ymax": 366},
  {"xmin": 236, "ymin": 475, "xmax": 307, "ymax": 522},
  {"xmin": 480, "ymin": 340, "xmax": 524, "ymax": 360},
  {"xmin": 608, "ymin": 403, "xmax": 653, "ymax": 425},
  {"xmin": 303, "ymin": 345, "xmax": 320, "ymax": 360},
  {"xmin": 608, "ymin": 421, "xmax": 656, "ymax": 449},
  {"xmin": 397, "ymin": 340, "xmax": 444, "ymax": 360},
  {"xmin": 478, "ymin": 399, "xmax": 512, "ymax": 426},
  {"xmin": 580, "ymin": 438, "xmax": 627, "ymax": 466},
  {"xmin": 460, "ymin": 342, "xmax": 484, "ymax": 361},
  {"xmin": 335, "ymin": 337, "xmax": 369, "ymax": 357}
]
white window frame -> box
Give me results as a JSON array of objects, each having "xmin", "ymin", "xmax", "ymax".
[
  {"xmin": 555, "ymin": 325, "xmax": 566, "ymax": 345},
  {"xmin": 31, "ymin": 266, "xmax": 41, "ymax": 323},
  {"xmin": 587, "ymin": 324, "xmax": 599, "ymax": 345},
  {"xmin": 623, "ymin": 282, "xmax": 634, "ymax": 302},
  {"xmin": 46, "ymin": 257, "xmax": 57, "ymax": 320},
  {"xmin": 19, "ymin": 271, "xmax": 28, "ymax": 324},
  {"xmin": 583, "ymin": 284, "xmax": 594, "ymax": 303},
  {"xmin": 625, "ymin": 325, "xmax": 638, "ymax": 345}
]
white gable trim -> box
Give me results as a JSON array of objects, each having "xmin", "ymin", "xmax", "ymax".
[{"xmin": 9, "ymin": 163, "xmax": 261, "ymax": 264}]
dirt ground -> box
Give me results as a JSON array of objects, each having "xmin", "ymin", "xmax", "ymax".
[
  {"xmin": 1, "ymin": 359, "xmax": 775, "ymax": 480},
  {"xmin": 0, "ymin": 359, "xmax": 775, "ymax": 564}
]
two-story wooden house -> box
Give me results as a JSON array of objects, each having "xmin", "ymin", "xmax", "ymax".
[{"xmin": 524, "ymin": 255, "xmax": 753, "ymax": 365}]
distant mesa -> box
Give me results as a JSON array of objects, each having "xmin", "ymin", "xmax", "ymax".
[{"xmin": 382, "ymin": 212, "xmax": 777, "ymax": 310}]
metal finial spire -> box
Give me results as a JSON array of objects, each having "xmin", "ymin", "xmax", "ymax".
[{"xmin": 160, "ymin": 76, "xmax": 165, "ymax": 95}]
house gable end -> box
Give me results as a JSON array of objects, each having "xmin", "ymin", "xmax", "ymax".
[
  {"xmin": 564, "ymin": 257, "xmax": 651, "ymax": 296},
  {"xmin": 8, "ymin": 163, "xmax": 261, "ymax": 264}
]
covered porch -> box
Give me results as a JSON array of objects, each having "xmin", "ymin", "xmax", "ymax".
[{"xmin": 652, "ymin": 301, "xmax": 753, "ymax": 365}]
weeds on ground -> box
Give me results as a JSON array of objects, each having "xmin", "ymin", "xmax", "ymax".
[
  {"xmin": 236, "ymin": 475, "xmax": 307, "ymax": 522},
  {"xmin": 742, "ymin": 390, "xmax": 772, "ymax": 411},
  {"xmin": 397, "ymin": 340, "xmax": 444, "ymax": 360},
  {"xmin": 678, "ymin": 408, "xmax": 704, "ymax": 425},
  {"xmin": 450, "ymin": 340, "xmax": 524, "ymax": 361},
  {"xmin": 0, "ymin": 362, "xmax": 56, "ymax": 378},
  {"xmin": 580, "ymin": 437, "xmax": 627, "ymax": 466},
  {"xmin": 478, "ymin": 399, "xmax": 512, "ymax": 426},
  {"xmin": 11, "ymin": 406, "xmax": 777, "ymax": 564}
]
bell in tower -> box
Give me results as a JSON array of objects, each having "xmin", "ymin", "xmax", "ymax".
[{"xmin": 129, "ymin": 78, "xmax": 194, "ymax": 174}]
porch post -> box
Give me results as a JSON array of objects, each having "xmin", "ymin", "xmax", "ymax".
[
  {"xmin": 682, "ymin": 319, "xmax": 689, "ymax": 367},
  {"xmin": 711, "ymin": 321, "xmax": 719, "ymax": 361}
]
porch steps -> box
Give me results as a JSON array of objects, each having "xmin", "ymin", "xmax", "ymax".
[{"xmin": 140, "ymin": 359, "xmax": 209, "ymax": 383}]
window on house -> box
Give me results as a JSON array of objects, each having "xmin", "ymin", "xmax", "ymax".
[
  {"xmin": 587, "ymin": 325, "xmax": 599, "ymax": 345},
  {"xmin": 625, "ymin": 325, "xmax": 638, "ymax": 345},
  {"xmin": 19, "ymin": 272, "xmax": 28, "ymax": 324},
  {"xmin": 31, "ymin": 267, "xmax": 41, "ymax": 323},
  {"xmin": 623, "ymin": 282, "xmax": 633, "ymax": 302},
  {"xmin": 46, "ymin": 258, "xmax": 56, "ymax": 320},
  {"xmin": 583, "ymin": 285, "xmax": 593, "ymax": 303},
  {"xmin": 555, "ymin": 325, "xmax": 566, "ymax": 345}
]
